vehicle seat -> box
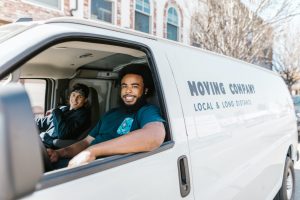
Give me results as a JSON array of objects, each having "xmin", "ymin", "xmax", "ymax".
[
  {"xmin": 87, "ymin": 87, "xmax": 100, "ymax": 128},
  {"xmin": 53, "ymin": 87, "xmax": 100, "ymax": 149}
]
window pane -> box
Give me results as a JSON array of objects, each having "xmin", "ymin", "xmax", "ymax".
[
  {"xmin": 167, "ymin": 7, "xmax": 178, "ymax": 26},
  {"xmin": 167, "ymin": 23, "xmax": 178, "ymax": 41},
  {"xmin": 20, "ymin": 79, "xmax": 46, "ymax": 116},
  {"xmin": 27, "ymin": 0, "xmax": 61, "ymax": 9},
  {"xmin": 143, "ymin": 0, "xmax": 150, "ymax": 14},
  {"xmin": 136, "ymin": 0, "xmax": 143, "ymax": 11},
  {"xmin": 91, "ymin": 0, "xmax": 113, "ymax": 23},
  {"xmin": 135, "ymin": 11, "xmax": 150, "ymax": 33},
  {"xmin": 136, "ymin": 0, "xmax": 150, "ymax": 14},
  {"xmin": 104, "ymin": 12, "xmax": 112, "ymax": 23}
]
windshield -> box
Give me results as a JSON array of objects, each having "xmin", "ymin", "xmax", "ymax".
[{"xmin": 0, "ymin": 23, "xmax": 33, "ymax": 44}]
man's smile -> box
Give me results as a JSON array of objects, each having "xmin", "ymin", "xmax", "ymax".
[{"xmin": 123, "ymin": 95, "xmax": 136, "ymax": 102}]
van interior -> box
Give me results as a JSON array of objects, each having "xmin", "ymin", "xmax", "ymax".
[{"xmin": 1, "ymin": 39, "xmax": 169, "ymax": 173}]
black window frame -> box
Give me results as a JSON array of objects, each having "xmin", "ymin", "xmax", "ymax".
[{"xmin": 0, "ymin": 32, "xmax": 174, "ymax": 190}]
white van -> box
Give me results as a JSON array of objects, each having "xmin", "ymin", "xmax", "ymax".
[{"xmin": 0, "ymin": 18, "xmax": 298, "ymax": 200}]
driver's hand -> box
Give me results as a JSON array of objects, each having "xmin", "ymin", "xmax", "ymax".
[
  {"xmin": 47, "ymin": 149, "xmax": 59, "ymax": 163},
  {"xmin": 68, "ymin": 150, "xmax": 96, "ymax": 168}
]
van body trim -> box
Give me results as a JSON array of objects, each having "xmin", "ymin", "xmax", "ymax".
[{"xmin": 37, "ymin": 141, "xmax": 174, "ymax": 190}]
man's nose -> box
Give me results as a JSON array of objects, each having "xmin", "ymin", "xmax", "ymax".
[{"xmin": 125, "ymin": 87, "xmax": 132, "ymax": 93}]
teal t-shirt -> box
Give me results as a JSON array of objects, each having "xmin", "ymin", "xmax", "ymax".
[{"xmin": 89, "ymin": 104, "xmax": 164, "ymax": 146}]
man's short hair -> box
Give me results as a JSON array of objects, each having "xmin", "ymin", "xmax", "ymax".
[
  {"xmin": 118, "ymin": 63, "xmax": 154, "ymax": 96},
  {"xmin": 71, "ymin": 83, "xmax": 89, "ymax": 98}
]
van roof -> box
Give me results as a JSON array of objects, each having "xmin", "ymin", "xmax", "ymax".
[
  {"xmin": 19, "ymin": 17, "xmax": 278, "ymax": 77},
  {"xmin": 45, "ymin": 17, "xmax": 158, "ymax": 41}
]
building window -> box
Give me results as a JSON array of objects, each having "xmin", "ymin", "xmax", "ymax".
[
  {"xmin": 135, "ymin": 0, "xmax": 151, "ymax": 33},
  {"xmin": 20, "ymin": 79, "xmax": 46, "ymax": 116},
  {"xmin": 167, "ymin": 7, "xmax": 179, "ymax": 41},
  {"xmin": 26, "ymin": 0, "xmax": 62, "ymax": 10},
  {"xmin": 91, "ymin": 0, "xmax": 113, "ymax": 23}
]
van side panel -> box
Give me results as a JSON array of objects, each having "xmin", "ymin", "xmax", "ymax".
[{"xmin": 163, "ymin": 43, "xmax": 297, "ymax": 200}]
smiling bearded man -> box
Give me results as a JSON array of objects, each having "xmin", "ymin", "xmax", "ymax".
[{"xmin": 47, "ymin": 64, "xmax": 166, "ymax": 169}]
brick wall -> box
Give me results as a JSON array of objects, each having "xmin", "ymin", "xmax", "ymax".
[
  {"xmin": 83, "ymin": 0, "xmax": 89, "ymax": 19},
  {"xmin": 129, "ymin": 0, "xmax": 134, "ymax": 29},
  {"xmin": 116, "ymin": 0, "xmax": 122, "ymax": 26},
  {"xmin": 153, "ymin": 0, "xmax": 157, "ymax": 36},
  {"xmin": 0, "ymin": 0, "xmax": 70, "ymax": 22},
  {"xmin": 0, "ymin": 0, "xmax": 189, "ymax": 44}
]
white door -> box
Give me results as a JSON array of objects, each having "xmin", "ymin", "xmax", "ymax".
[
  {"xmin": 0, "ymin": 22, "xmax": 194, "ymax": 200},
  {"xmin": 165, "ymin": 43, "xmax": 294, "ymax": 200}
]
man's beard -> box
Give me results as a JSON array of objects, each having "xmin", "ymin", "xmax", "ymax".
[{"xmin": 121, "ymin": 94, "xmax": 147, "ymax": 113}]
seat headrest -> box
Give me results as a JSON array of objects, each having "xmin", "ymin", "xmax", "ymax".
[
  {"xmin": 87, "ymin": 87, "xmax": 98, "ymax": 106},
  {"xmin": 87, "ymin": 87, "xmax": 100, "ymax": 127}
]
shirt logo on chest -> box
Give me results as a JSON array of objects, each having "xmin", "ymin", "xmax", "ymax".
[{"xmin": 117, "ymin": 117, "xmax": 134, "ymax": 135}]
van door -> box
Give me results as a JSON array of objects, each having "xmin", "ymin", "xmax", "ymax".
[
  {"xmin": 27, "ymin": 43, "xmax": 193, "ymax": 200},
  {"xmin": 0, "ymin": 22, "xmax": 193, "ymax": 200},
  {"xmin": 165, "ymin": 43, "xmax": 295, "ymax": 200}
]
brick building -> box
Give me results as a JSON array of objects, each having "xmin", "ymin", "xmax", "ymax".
[
  {"xmin": 0, "ymin": 0, "xmax": 194, "ymax": 44},
  {"xmin": 0, "ymin": 0, "xmax": 272, "ymax": 69}
]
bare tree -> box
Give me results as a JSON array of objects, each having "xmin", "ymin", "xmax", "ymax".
[
  {"xmin": 190, "ymin": 0, "xmax": 300, "ymax": 68},
  {"xmin": 277, "ymin": 66, "xmax": 300, "ymax": 92},
  {"xmin": 273, "ymin": 28, "xmax": 300, "ymax": 92}
]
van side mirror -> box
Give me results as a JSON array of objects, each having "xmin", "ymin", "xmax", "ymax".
[{"xmin": 0, "ymin": 84, "xmax": 43, "ymax": 199}]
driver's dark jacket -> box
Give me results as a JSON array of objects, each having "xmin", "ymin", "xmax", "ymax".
[{"xmin": 36, "ymin": 106, "xmax": 91, "ymax": 148}]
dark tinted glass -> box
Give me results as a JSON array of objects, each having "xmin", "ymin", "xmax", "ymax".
[
  {"xmin": 91, "ymin": 0, "xmax": 113, "ymax": 23},
  {"xmin": 167, "ymin": 23, "xmax": 178, "ymax": 41},
  {"xmin": 135, "ymin": 11, "xmax": 150, "ymax": 33}
]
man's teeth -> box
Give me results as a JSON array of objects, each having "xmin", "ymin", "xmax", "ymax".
[{"xmin": 125, "ymin": 96, "xmax": 134, "ymax": 100}]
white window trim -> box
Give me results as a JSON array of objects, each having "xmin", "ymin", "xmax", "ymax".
[
  {"xmin": 166, "ymin": 6, "xmax": 180, "ymax": 41},
  {"xmin": 22, "ymin": 0, "xmax": 64, "ymax": 12},
  {"xmin": 134, "ymin": 0, "xmax": 152, "ymax": 34},
  {"xmin": 89, "ymin": 0, "xmax": 115, "ymax": 24}
]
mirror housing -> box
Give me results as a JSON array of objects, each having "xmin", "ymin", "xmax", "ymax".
[{"xmin": 0, "ymin": 84, "xmax": 43, "ymax": 199}]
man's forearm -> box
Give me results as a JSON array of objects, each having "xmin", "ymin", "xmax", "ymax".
[
  {"xmin": 87, "ymin": 122, "xmax": 165, "ymax": 157},
  {"xmin": 57, "ymin": 138, "xmax": 91, "ymax": 158}
]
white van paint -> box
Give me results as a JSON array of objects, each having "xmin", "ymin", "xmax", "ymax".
[{"xmin": 0, "ymin": 18, "xmax": 298, "ymax": 200}]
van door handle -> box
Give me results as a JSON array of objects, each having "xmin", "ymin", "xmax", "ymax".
[{"xmin": 177, "ymin": 155, "xmax": 191, "ymax": 197}]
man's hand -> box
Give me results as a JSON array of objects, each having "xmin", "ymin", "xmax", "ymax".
[
  {"xmin": 47, "ymin": 149, "xmax": 60, "ymax": 163},
  {"xmin": 68, "ymin": 150, "xmax": 96, "ymax": 168},
  {"xmin": 45, "ymin": 109, "xmax": 54, "ymax": 116}
]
